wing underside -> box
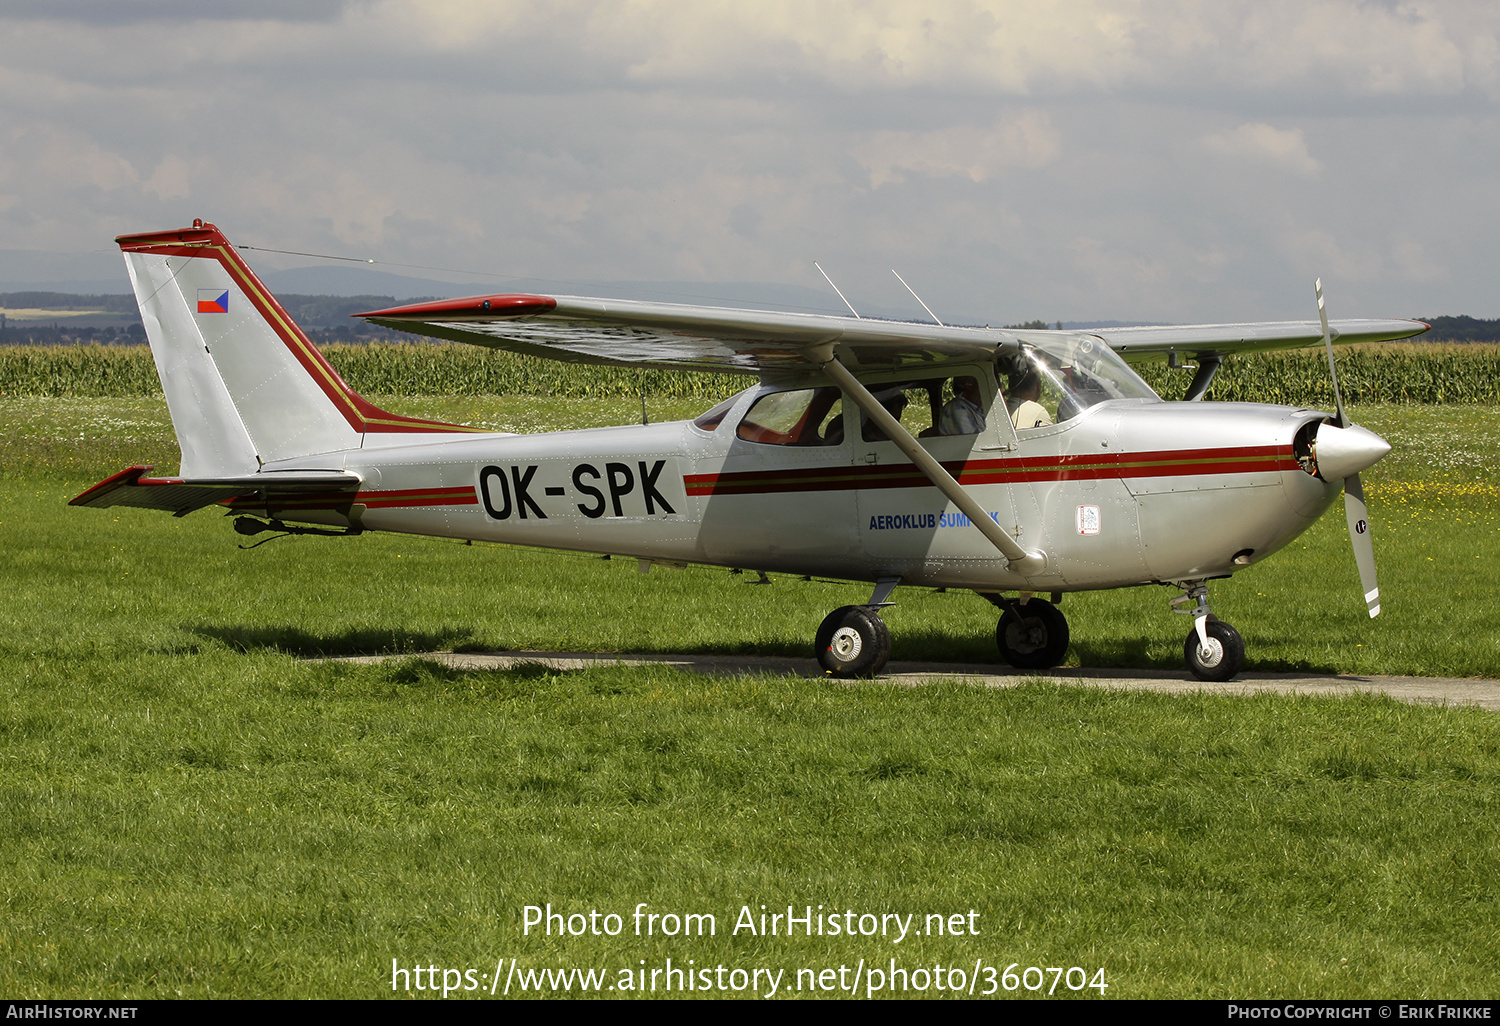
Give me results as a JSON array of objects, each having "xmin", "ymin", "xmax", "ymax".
[
  {"xmin": 1089, "ymin": 318, "xmax": 1428, "ymax": 360},
  {"xmin": 359, "ymin": 294, "xmax": 1429, "ymax": 375},
  {"xmin": 359, "ymin": 294, "xmax": 1018, "ymax": 374}
]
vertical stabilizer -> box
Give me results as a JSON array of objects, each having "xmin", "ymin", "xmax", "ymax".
[{"xmin": 116, "ymin": 220, "xmax": 469, "ymax": 477}]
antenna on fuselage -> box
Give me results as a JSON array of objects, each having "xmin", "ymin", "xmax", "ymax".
[
  {"xmin": 814, "ymin": 262, "xmax": 861, "ymax": 319},
  {"xmin": 891, "ymin": 269, "xmax": 944, "ymax": 327}
]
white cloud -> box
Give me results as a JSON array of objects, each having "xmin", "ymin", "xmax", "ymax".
[
  {"xmin": 0, "ymin": 1, "xmax": 1497, "ymax": 318},
  {"xmin": 336, "ymin": 0, "xmax": 1492, "ymax": 100},
  {"xmin": 854, "ymin": 112, "xmax": 1061, "ymax": 187},
  {"xmin": 1201, "ymin": 123, "xmax": 1321, "ymax": 176},
  {"xmin": 143, "ymin": 155, "xmax": 192, "ymax": 202}
]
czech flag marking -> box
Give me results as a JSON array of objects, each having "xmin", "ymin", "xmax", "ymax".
[{"xmin": 197, "ymin": 289, "xmax": 229, "ymax": 314}]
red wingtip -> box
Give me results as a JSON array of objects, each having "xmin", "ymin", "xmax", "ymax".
[{"xmin": 354, "ymin": 294, "xmax": 557, "ymax": 320}]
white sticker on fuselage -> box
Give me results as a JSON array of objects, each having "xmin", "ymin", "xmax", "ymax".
[{"xmin": 1076, "ymin": 504, "xmax": 1101, "ymax": 536}]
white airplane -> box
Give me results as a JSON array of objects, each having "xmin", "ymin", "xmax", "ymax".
[{"xmin": 73, "ymin": 220, "xmax": 1421, "ymax": 680}]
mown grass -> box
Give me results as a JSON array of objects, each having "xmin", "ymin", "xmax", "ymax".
[
  {"xmin": 2, "ymin": 649, "xmax": 1499, "ymax": 998},
  {"xmin": 2, "ymin": 395, "xmax": 1499, "ymax": 999}
]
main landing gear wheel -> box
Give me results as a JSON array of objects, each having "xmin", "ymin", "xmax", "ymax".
[
  {"xmin": 996, "ymin": 599, "xmax": 1069, "ymax": 670},
  {"xmin": 1184, "ymin": 620, "xmax": 1245, "ymax": 682},
  {"xmin": 816, "ymin": 605, "xmax": 891, "ymax": 678}
]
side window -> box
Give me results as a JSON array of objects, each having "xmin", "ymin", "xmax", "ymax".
[
  {"xmin": 736, "ymin": 387, "xmax": 844, "ymax": 446},
  {"xmin": 862, "ymin": 376, "xmax": 991, "ymax": 441},
  {"xmin": 860, "ymin": 380, "xmax": 938, "ymax": 442},
  {"xmin": 934, "ymin": 375, "xmax": 988, "ymax": 436}
]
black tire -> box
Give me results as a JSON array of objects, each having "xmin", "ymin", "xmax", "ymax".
[
  {"xmin": 815, "ymin": 606, "xmax": 891, "ymax": 678},
  {"xmin": 996, "ymin": 598, "xmax": 1069, "ymax": 669},
  {"xmin": 1184, "ymin": 620, "xmax": 1245, "ymax": 682}
]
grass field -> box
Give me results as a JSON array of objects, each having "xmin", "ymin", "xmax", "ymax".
[{"xmin": 2, "ymin": 394, "xmax": 1499, "ymax": 999}]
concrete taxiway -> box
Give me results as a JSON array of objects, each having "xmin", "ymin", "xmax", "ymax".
[{"xmin": 334, "ymin": 650, "xmax": 1500, "ymax": 712}]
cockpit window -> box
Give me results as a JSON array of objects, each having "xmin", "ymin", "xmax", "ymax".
[
  {"xmin": 1006, "ymin": 334, "xmax": 1158, "ymax": 429},
  {"xmin": 736, "ymin": 386, "xmax": 844, "ymax": 446}
]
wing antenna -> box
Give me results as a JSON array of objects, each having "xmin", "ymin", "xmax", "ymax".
[
  {"xmin": 814, "ymin": 262, "xmax": 861, "ymax": 319},
  {"xmin": 891, "ymin": 269, "xmax": 944, "ymax": 327}
]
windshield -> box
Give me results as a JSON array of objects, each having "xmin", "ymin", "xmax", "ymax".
[{"xmin": 1008, "ymin": 334, "xmax": 1158, "ymax": 426}]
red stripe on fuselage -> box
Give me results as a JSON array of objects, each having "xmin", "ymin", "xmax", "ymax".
[
  {"xmin": 221, "ymin": 485, "xmax": 477, "ymax": 511},
  {"xmin": 682, "ymin": 445, "xmax": 1297, "ymax": 496},
  {"xmin": 355, "ymin": 486, "xmax": 478, "ymax": 509}
]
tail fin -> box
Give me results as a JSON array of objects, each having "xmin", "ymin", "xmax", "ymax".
[{"xmin": 116, "ymin": 220, "xmax": 469, "ymax": 477}]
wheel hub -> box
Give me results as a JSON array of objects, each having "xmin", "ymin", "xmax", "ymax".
[
  {"xmin": 1005, "ymin": 620, "xmax": 1044, "ymax": 653},
  {"xmin": 1196, "ymin": 638, "xmax": 1223, "ymax": 666},
  {"xmin": 830, "ymin": 626, "xmax": 864, "ymax": 660}
]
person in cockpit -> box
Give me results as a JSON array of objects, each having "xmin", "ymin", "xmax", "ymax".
[
  {"xmin": 1006, "ymin": 369, "xmax": 1053, "ymax": 430},
  {"xmin": 938, "ymin": 376, "xmax": 985, "ymax": 435}
]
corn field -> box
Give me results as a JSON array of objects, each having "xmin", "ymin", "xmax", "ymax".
[
  {"xmin": 1132, "ymin": 344, "xmax": 1500, "ymax": 405},
  {"xmin": 3, "ymin": 341, "xmax": 1498, "ymax": 404}
]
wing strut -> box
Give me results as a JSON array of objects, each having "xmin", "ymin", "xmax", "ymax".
[
  {"xmin": 815, "ymin": 353, "xmax": 1047, "ymax": 576},
  {"xmin": 1183, "ymin": 353, "xmax": 1223, "ymax": 401}
]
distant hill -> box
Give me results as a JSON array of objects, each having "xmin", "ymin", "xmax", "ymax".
[
  {"xmin": 0, "ymin": 291, "xmax": 137, "ymax": 313},
  {"xmin": 1416, "ymin": 316, "xmax": 1500, "ymax": 342},
  {"xmin": 0, "ymin": 291, "xmax": 435, "ymax": 325},
  {"xmin": 0, "ymin": 293, "xmax": 435, "ymax": 344}
]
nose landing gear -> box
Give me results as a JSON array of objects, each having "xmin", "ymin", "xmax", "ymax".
[{"xmin": 1172, "ymin": 582, "xmax": 1245, "ymax": 681}]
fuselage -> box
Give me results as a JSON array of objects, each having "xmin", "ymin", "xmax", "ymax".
[{"xmin": 258, "ymin": 380, "xmax": 1342, "ymax": 593}]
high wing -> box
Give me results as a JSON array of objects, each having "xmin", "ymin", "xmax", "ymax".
[
  {"xmin": 357, "ymin": 294, "xmax": 1021, "ymax": 375},
  {"xmin": 1090, "ymin": 318, "xmax": 1428, "ymax": 361},
  {"xmin": 357, "ymin": 293, "xmax": 1427, "ymax": 377},
  {"xmin": 1086, "ymin": 317, "xmax": 1427, "ymax": 401}
]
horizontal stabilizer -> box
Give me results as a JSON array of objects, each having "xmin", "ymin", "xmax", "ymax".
[{"xmin": 71, "ymin": 466, "xmax": 361, "ymax": 517}]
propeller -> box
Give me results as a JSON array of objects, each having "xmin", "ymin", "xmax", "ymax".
[{"xmin": 1315, "ymin": 279, "xmax": 1388, "ymax": 618}]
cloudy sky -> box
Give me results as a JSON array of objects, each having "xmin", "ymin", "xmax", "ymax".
[{"xmin": 2, "ymin": 0, "xmax": 1497, "ymax": 323}]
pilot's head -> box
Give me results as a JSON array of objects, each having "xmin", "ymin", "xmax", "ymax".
[{"xmin": 1009, "ymin": 369, "xmax": 1041, "ymax": 401}]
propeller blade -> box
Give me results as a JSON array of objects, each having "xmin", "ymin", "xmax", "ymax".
[
  {"xmin": 1315, "ymin": 280, "xmax": 1380, "ymax": 618},
  {"xmin": 1344, "ymin": 473, "xmax": 1380, "ymax": 618},
  {"xmin": 1315, "ymin": 279, "xmax": 1349, "ymax": 428}
]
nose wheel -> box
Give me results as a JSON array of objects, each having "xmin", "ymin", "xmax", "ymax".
[
  {"xmin": 1184, "ymin": 620, "xmax": 1244, "ymax": 682},
  {"xmin": 1173, "ymin": 582, "xmax": 1246, "ymax": 681},
  {"xmin": 816, "ymin": 605, "xmax": 891, "ymax": 678}
]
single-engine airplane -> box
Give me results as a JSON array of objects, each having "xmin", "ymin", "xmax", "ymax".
[{"xmin": 73, "ymin": 220, "xmax": 1423, "ymax": 680}]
